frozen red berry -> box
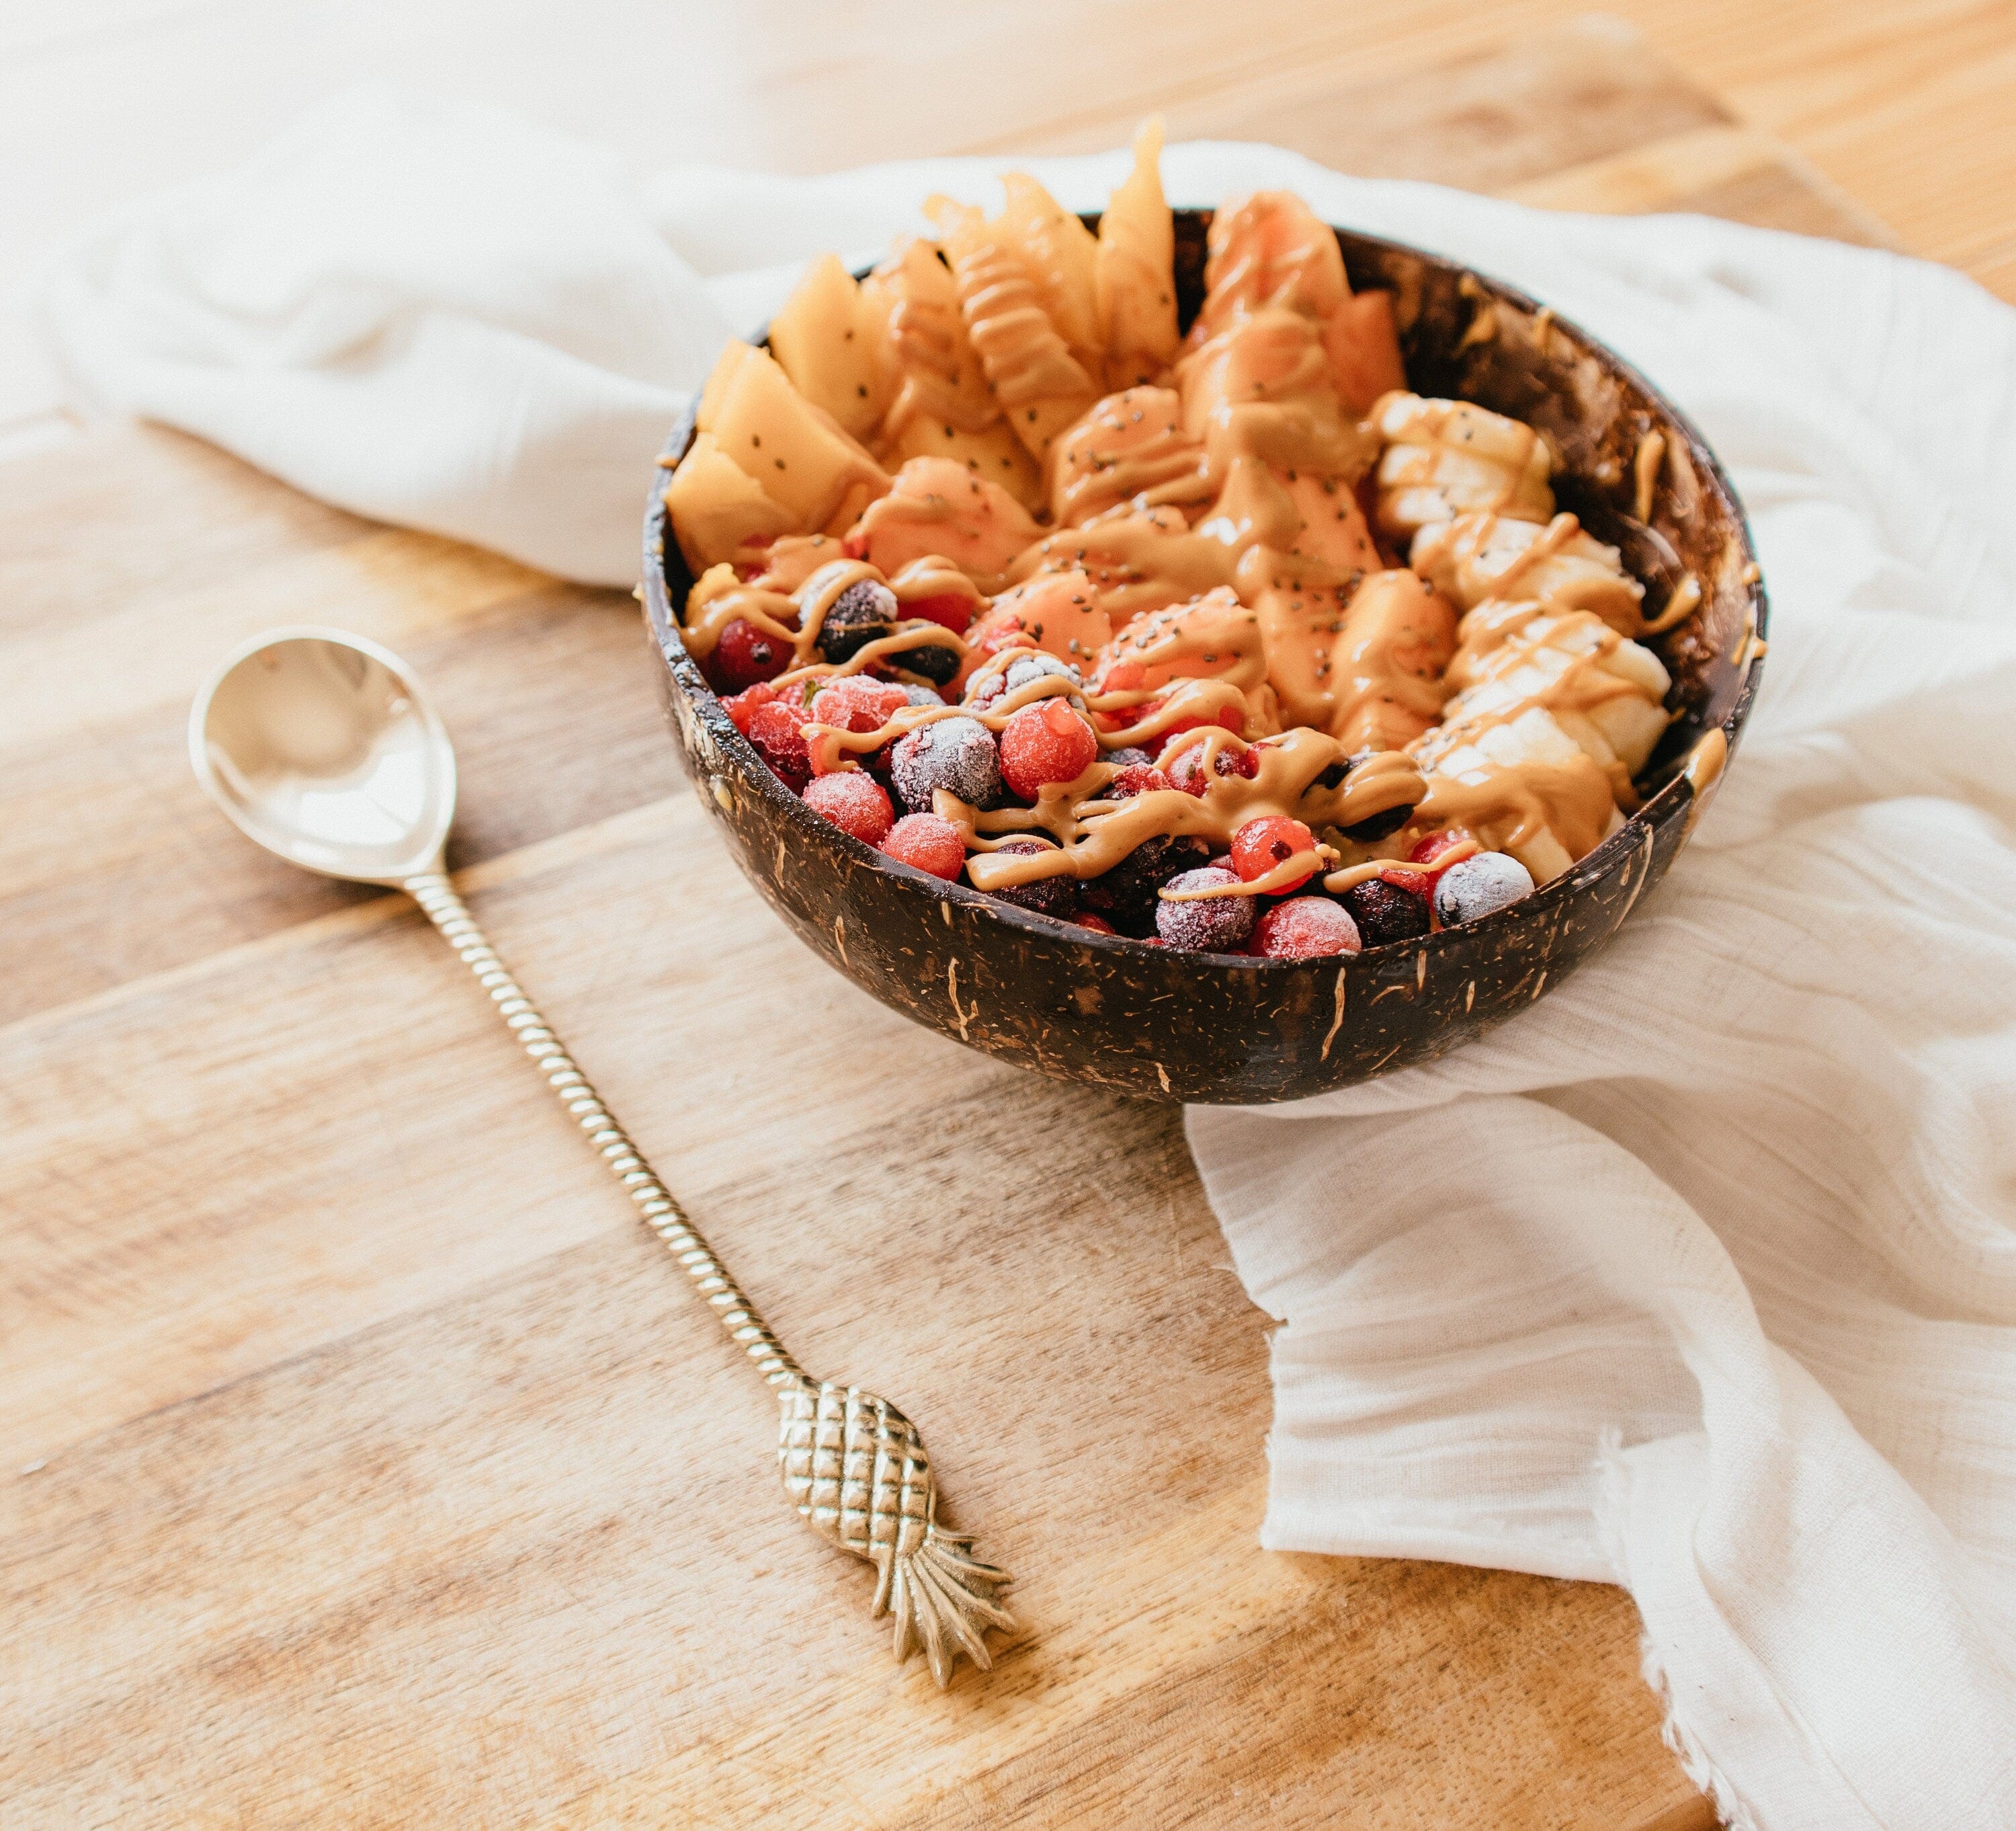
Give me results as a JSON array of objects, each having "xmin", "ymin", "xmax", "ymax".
[
  {"xmin": 1252, "ymin": 897, "xmax": 1362, "ymax": 959},
  {"xmin": 1074, "ymin": 913, "xmax": 1119, "ymax": 935},
  {"xmin": 1107, "ymin": 763, "xmax": 1173, "ymax": 799},
  {"xmin": 706, "ymin": 618, "xmax": 790, "ymax": 695},
  {"xmin": 1155, "ymin": 866, "xmax": 1257, "ymax": 952},
  {"xmin": 880, "ymin": 813, "xmax": 966, "ymax": 880},
  {"xmin": 1376, "ymin": 866, "xmax": 1432, "ymax": 900},
  {"xmin": 810, "ymin": 676, "xmax": 909, "ymax": 733},
  {"xmin": 987, "ymin": 836, "xmax": 1079, "ymax": 920},
  {"xmin": 1000, "ymin": 700, "xmax": 1100, "ymax": 800},
  {"xmin": 1340, "ymin": 877, "xmax": 1429, "ymax": 946},
  {"xmin": 891, "ymin": 716, "xmax": 1003, "ymax": 813},
  {"xmin": 721, "ymin": 680, "xmax": 780, "ymax": 736},
  {"xmin": 1411, "ymin": 829, "xmax": 1474, "ymax": 868},
  {"xmin": 1167, "ymin": 742, "xmax": 1259, "ymax": 795},
  {"xmin": 802, "ymin": 770, "xmax": 895, "ymax": 845},
  {"xmin": 1230, "ymin": 815, "xmax": 1317, "ymax": 890},
  {"xmin": 746, "ymin": 698, "xmax": 812, "ymax": 792}
]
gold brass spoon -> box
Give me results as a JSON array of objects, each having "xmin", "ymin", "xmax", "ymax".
[{"xmin": 189, "ymin": 626, "xmax": 1013, "ymax": 1685}]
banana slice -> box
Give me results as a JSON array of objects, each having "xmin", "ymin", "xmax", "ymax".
[
  {"xmin": 1436, "ymin": 605, "xmax": 1672, "ymax": 794},
  {"xmin": 1413, "ymin": 704, "xmax": 1622, "ymax": 884},
  {"xmin": 1371, "ymin": 393, "xmax": 1554, "ymax": 540},
  {"xmin": 1411, "ymin": 511, "xmax": 1644, "ymax": 635}
]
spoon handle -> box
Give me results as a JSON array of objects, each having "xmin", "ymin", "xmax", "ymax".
[
  {"xmin": 401, "ymin": 871, "xmax": 1013, "ymax": 1686},
  {"xmin": 403, "ymin": 872, "xmax": 802, "ymax": 1385}
]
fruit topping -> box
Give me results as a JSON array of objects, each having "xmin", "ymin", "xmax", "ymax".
[
  {"xmin": 1155, "ymin": 866, "xmax": 1257, "ymax": 952},
  {"xmin": 802, "ymin": 770, "xmax": 896, "ymax": 845},
  {"xmin": 1252, "ymin": 897, "xmax": 1363, "ymax": 959},
  {"xmin": 1433, "ymin": 852, "xmax": 1537, "ymax": 926},
  {"xmin": 1340, "ymin": 877, "xmax": 1431, "ymax": 946},
  {"xmin": 890, "ymin": 716, "xmax": 1004, "ymax": 813},
  {"xmin": 814, "ymin": 579, "xmax": 900, "ymax": 665},
  {"xmin": 986, "ymin": 837, "xmax": 1080, "ymax": 920},
  {"xmin": 1000, "ymin": 700, "xmax": 1101, "ymax": 799},
  {"xmin": 706, "ymin": 618, "xmax": 790, "ymax": 695},
  {"xmin": 746, "ymin": 698, "xmax": 813, "ymax": 792},
  {"xmin": 1230, "ymin": 815, "xmax": 1318, "ymax": 891},
  {"xmin": 881, "ymin": 813, "xmax": 968, "ymax": 880}
]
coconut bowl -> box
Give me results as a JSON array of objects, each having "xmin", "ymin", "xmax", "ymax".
[{"xmin": 640, "ymin": 210, "xmax": 1766, "ymax": 1104}]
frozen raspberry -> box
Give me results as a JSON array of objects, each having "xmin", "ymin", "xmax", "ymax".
[
  {"xmin": 1105, "ymin": 746, "xmax": 1154, "ymax": 769},
  {"xmin": 1000, "ymin": 700, "xmax": 1100, "ymax": 799},
  {"xmin": 1341, "ymin": 877, "xmax": 1430, "ymax": 946},
  {"xmin": 881, "ymin": 813, "xmax": 966, "ymax": 881},
  {"xmin": 802, "ymin": 771, "xmax": 895, "ymax": 846},
  {"xmin": 810, "ymin": 676, "xmax": 909, "ymax": 733},
  {"xmin": 1434, "ymin": 852, "xmax": 1536, "ymax": 926},
  {"xmin": 705, "ymin": 618, "xmax": 791, "ymax": 695},
  {"xmin": 1411, "ymin": 829, "xmax": 1474, "ymax": 868},
  {"xmin": 987, "ymin": 836, "xmax": 1079, "ymax": 920},
  {"xmin": 1155, "ymin": 866, "xmax": 1256, "ymax": 952},
  {"xmin": 1252, "ymin": 897, "xmax": 1362, "ymax": 959},
  {"xmin": 890, "ymin": 716, "xmax": 1003, "ymax": 813},
  {"xmin": 746, "ymin": 698, "xmax": 812, "ymax": 792},
  {"xmin": 814, "ymin": 579, "xmax": 899, "ymax": 665},
  {"xmin": 720, "ymin": 680, "xmax": 780, "ymax": 736},
  {"xmin": 1074, "ymin": 913, "xmax": 1119, "ymax": 936},
  {"xmin": 1230, "ymin": 815, "xmax": 1318, "ymax": 890},
  {"xmin": 1107, "ymin": 764, "xmax": 1173, "ymax": 799},
  {"xmin": 1167, "ymin": 743, "xmax": 1259, "ymax": 795},
  {"xmin": 1081, "ymin": 834, "xmax": 1211, "ymax": 934},
  {"xmin": 1376, "ymin": 866, "xmax": 1433, "ymax": 900}
]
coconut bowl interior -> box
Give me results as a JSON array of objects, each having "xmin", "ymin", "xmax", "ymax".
[{"xmin": 641, "ymin": 210, "xmax": 1766, "ymax": 1104}]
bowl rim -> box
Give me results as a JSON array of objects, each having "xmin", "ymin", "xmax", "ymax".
[{"xmin": 642, "ymin": 214, "xmax": 1769, "ymax": 971}]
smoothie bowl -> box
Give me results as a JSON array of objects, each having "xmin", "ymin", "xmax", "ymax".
[{"xmin": 640, "ymin": 128, "xmax": 1765, "ymax": 1103}]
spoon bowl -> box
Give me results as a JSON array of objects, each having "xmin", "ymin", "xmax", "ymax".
[{"xmin": 189, "ymin": 627, "xmax": 457, "ymax": 885}]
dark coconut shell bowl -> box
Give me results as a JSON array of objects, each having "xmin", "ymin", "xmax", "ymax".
[{"xmin": 642, "ymin": 210, "xmax": 1767, "ymax": 1104}]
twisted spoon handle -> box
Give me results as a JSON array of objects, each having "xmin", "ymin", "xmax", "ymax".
[
  {"xmin": 401, "ymin": 871, "xmax": 1012, "ymax": 1686},
  {"xmin": 405, "ymin": 871, "xmax": 803, "ymax": 1386}
]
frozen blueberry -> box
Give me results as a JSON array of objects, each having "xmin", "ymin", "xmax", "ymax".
[
  {"xmin": 902, "ymin": 683, "xmax": 946, "ymax": 706},
  {"xmin": 894, "ymin": 638, "xmax": 963, "ymax": 686},
  {"xmin": 890, "ymin": 716, "xmax": 1003, "ymax": 813},
  {"xmin": 1341, "ymin": 877, "xmax": 1431, "ymax": 946},
  {"xmin": 1334, "ymin": 750, "xmax": 1419, "ymax": 842},
  {"xmin": 1433, "ymin": 852, "xmax": 1537, "ymax": 926},
  {"xmin": 1155, "ymin": 866, "xmax": 1257, "ymax": 952},
  {"xmin": 815, "ymin": 579, "xmax": 899, "ymax": 664},
  {"xmin": 1082, "ymin": 833, "xmax": 1210, "ymax": 934},
  {"xmin": 1003, "ymin": 653, "xmax": 1085, "ymax": 706},
  {"xmin": 988, "ymin": 837, "xmax": 1079, "ymax": 920},
  {"xmin": 1105, "ymin": 745, "xmax": 1154, "ymax": 770}
]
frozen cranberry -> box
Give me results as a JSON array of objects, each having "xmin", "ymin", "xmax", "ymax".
[
  {"xmin": 802, "ymin": 771, "xmax": 896, "ymax": 846},
  {"xmin": 1411, "ymin": 829, "xmax": 1474, "ymax": 868},
  {"xmin": 1230, "ymin": 816, "xmax": 1317, "ymax": 891},
  {"xmin": 706, "ymin": 618, "xmax": 792, "ymax": 696},
  {"xmin": 1341, "ymin": 877, "xmax": 1430, "ymax": 946},
  {"xmin": 999, "ymin": 700, "xmax": 1100, "ymax": 800},
  {"xmin": 1107, "ymin": 763, "xmax": 1173, "ymax": 799},
  {"xmin": 1074, "ymin": 913, "xmax": 1119, "ymax": 935},
  {"xmin": 809, "ymin": 676, "xmax": 909, "ymax": 733},
  {"xmin": 1376, "ymin": 866, "xmax": 1433, "ymax": 900},
  {"xmin": 721, "ymin": 680, "xmax": 780, "ymax": 736},
  {"xmin": 1167, "ymin": 743, "xmax": 1259, "ymax": 795},
  {"xmin": 880, "ymin": 813, "xmax": 966, "ymax": 881},
  {"xmin": 746, "ymin": 698, "xmax": 812, "ymax": 792},
  {"xmin": 1252, "ymin": 897, "xmax": 1362, "ymax": 959},
  {"xmin": 986, "ymin": 836, "xmax": 1079, "ymax": 920}
]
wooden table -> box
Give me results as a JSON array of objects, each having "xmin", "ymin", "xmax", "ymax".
[{"xmin": 0, "ymin": 17, "xmax": 1954, "ymax": 1828}]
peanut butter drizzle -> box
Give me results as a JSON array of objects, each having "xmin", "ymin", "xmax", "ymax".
[
  {"xmin": 1633, "ymin": 430, "xmax": 1666, "ymax": 524},
  {"xmin": 1414, "ymin": 751, "xmax": 1615, "ymax": 867},
  {"xmin": 958, "ymin": 729, "xmax": 1425, "ymax": 892},
  {"xmin": 1411, "ymin": 510, "xmax": 1647, "ymax": 637},
  {"xmin": 1049, "ymin": 387, "xmax": 1216, "ymax": 526},
  {"xmin": 1321, "ymin": 838, "xmax": 1478, "ymax": 895},
  {"xmin": 1639, "ymin": 571, "xmax": 1701, "ymax": 637}
]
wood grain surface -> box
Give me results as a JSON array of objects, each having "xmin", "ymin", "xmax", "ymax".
[{"xmin": 0, "ymin": 17, "xmax": 1950, "ymax": 1828}]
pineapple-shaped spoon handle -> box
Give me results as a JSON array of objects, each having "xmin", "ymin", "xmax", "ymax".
[{"xmin": 406, "ymin": 872, "xmax": 1013, "ymax": 1686}]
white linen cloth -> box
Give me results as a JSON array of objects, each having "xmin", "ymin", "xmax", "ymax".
[{"xmin": 39, "ymin": 87, "xmax": 2016, "ymax": 1830}]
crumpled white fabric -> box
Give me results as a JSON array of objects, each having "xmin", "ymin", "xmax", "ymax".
[{"xmin": 38, "ymin": 85, "xmax": 2016, "ymax": 1829}]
